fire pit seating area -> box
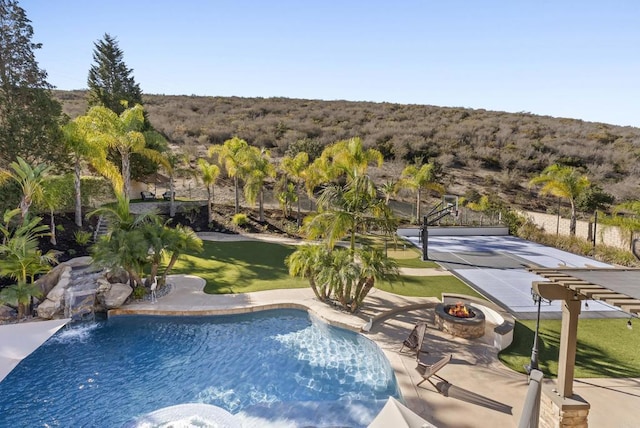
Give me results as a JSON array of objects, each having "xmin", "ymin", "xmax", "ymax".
[
  {"xmin": 435, "ymin": 301, "xmax": 486, "ymax": 339},
  {"xmin": 437, "ymin": 293, "xmax": 514, "ymax": 349}
]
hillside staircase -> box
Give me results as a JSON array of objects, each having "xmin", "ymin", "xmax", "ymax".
[{"xmin": 93, "ymin": 215, "xmax": 109, "ymax": 242}]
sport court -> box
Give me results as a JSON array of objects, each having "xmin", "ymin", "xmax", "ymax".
[{"xmin": 404, "ymin": 234, "xmax": 624, "ymax": 320}]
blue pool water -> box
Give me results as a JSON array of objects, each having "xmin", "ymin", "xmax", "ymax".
[{"xmin": 0, "ymin": 309, "xmax": 399, "ymax": 427}]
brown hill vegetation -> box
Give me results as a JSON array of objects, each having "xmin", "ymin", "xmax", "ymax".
[{"xmin": 54, "ymin": 90, "xmax": 640, "ymax": 213}]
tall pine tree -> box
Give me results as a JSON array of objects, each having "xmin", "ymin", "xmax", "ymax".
[
  {"xmin": 87, "ymin": 33, "xmax": 143, "ymax": 115},
  {"xmin": 0, "ymin": 0, "xmax": 64, "ymax": 169},
  {"xmin": 87, "ymin": 33, "xmax": 167, "ymax": 183}
]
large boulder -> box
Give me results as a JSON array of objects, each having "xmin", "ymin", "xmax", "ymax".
[
  {"xmin": 35, "ymin": 264, "xmax": 67, "ymax": 298},
  {"xmin": 35, "ymin": 266, "xmax": 73, "ymax": 319},
  {"xmin": 101, "ymin": 283, "xmax": 133, "ymax": 309}
]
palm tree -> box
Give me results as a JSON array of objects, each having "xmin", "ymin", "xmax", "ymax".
[
  {"xmin": 4, "ymin": 157, "xmax": 52, "ymax": 221},
  {"xmin": 399, "ymin": 162, "xmax": 445, "ymax": 222},
  {"xmin": 0, "ymin": 209, "xmax": 56, "ymax": 317},
  {"xmin": 88, "ymin": 194, "xmax": 160, "ymax": 287},
  {"xmin": 285, "ymin": 244, "xmax": 330, "ymax": 301},
  {"xmin": 159, "ymin": 224, "xmax": 203, "ymax": 286},
  {"xmin": 351, "ymin": 247, "xmax": 398, "ymax": 312},
  {"xmin": 529, "ymin": 164, "xmax": 591, "ymax": 235},
  {"xmin": 0, "ymin": 281, "xmax": 42, "ymax": 318},
  {"xmin": 197, "ymin": 158, "xmax": 220, "ymax": 222},
  {"xmin": 0, "ymin": 209, "xmax": 57, "ymax": 284},
  {"xmin": 243, "ymin": 147, "xmax": 276, "ymax": 222},
  {"xmin": 209, "ymin": 137, "xmax": 250, "ymax": 214},
  {"xmin": 62, "ymin": 119, "xmax": 121, "ymax": 226},
  {"xmin": 83, "ymin": 104, "xmax": 167, "ymax": 198},
  {"xmin": 280, "ymin": 152, "xmax": 309, "ymax": 226},
  {"xmin": 321, "ymin": 136, "xmax": 383, "ymax": 180},
  {"xmin": 291, "ymin": 138, "xmax": 398, "ymax": 313}
]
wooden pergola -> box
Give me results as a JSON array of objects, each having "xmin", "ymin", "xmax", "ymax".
[{"xmin": 526, "ymin": 265, "xmax": 640, "ymax": 398}]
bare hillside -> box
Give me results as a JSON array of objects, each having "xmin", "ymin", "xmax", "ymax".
[{"xmin": 54, "ymin": 90, "xmax": 640, "ymax": 213}]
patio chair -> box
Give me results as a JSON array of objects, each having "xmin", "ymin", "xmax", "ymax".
[
  {"xmin": 399, "ymin": 322, "xmax": 427, "ymax": 355},
  {"xmin": 416, "ymin": 353, "xmax": 452, "ymax": 389}
]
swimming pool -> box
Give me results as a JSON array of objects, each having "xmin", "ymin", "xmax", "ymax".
[{"xmin": 0, "ymin": 309, "xmax": 399, "ymax": 427}]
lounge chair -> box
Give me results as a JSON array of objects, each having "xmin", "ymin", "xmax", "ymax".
[
  {"xmin": 400, "ymin": 322, "xmax": 427, "ymax": 355},
  {"xmin": 416, "ymin": 353, "xmax": 452, "ymax": 389},
  {"xmin": 140, "ymin": 191, "xmax": 155, "ymax": 201}
]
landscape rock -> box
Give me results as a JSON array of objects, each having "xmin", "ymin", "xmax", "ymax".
[
  {"xmin": 44, "ymin": 266, "xmax": 73, "ymax": 303},
  {"xmin": 35, "ymin": 264, "xmax": 68, "ymax": 298},
  {"xmin": 62, "ymin": 256, "xmax": 93, "ymax": 269},
  {"xmin": 105, "ymin": 268, "xmax": 129, "ymax": 285},
  {"xmin": 36, "ymin": 299, "xmax": 59, "ymax": 319},
  {"xmin": 101, "ymin": 283, "xmax": 132, "ymax": 309},
  {"xmin": 0, "ymin": 305, "xmax": 17, "ymax": 321}
]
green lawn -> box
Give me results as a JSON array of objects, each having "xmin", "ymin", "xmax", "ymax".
[
  {"xmin": 376, "ymin": 274, "xmax": 484, "ymax": 299},
  {"xmin": 168, "ymin": 240, "xmax": 308, "ymax": 293},
  {"xmin": 499, "ymin": 319, "xmax": 640, "ymax": 378}
]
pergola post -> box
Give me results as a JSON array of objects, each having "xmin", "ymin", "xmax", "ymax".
[
  {"xmin": 557, "ymin": 298, "xmax": 581, "ymax": 398},
  {"xmin": 532, "ymin": 281, "xmax": 591, "ymax": 427}
]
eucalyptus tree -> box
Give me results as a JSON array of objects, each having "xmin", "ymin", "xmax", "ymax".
[
  {"xmin": 399, "ymin": 162, "xmax": 445, "ymax": 222},
  {"xmin": 529, "ymin": 164, "xmax": 591, "ymax": 235},
  {"xmin": 209, "ymin": 137, "xmax": 250, "ymax": 214},
  {"xmin": 83, "ymin": 104, "xmax": 167, "ymax": 198},
  {"xmin": 244, "ymin": 146, "xmax": 276, "ymax": 222},
  {"xmin": 197, "ymin": 158, "xmax": 220, "ymax": 222},
  {"xmin": 0, "ymin": 0, "xmax": 64, "ymax": 169},
  {"xmin": 280, "ymin": 151, "xmax": 309, "ymax": 226}
]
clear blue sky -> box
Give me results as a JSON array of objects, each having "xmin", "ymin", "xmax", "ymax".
[{"xmin": 20, "ymin": 0, "xmax": 640, "ymax": 127}]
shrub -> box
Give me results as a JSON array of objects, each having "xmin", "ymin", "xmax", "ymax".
[
  {"xmin": 131, "ymin": 286, "xmax": 146, "ymax": 300},
  {"xmin": 74, "ymin": 230, "xmax": 92, "ymax": 246},
  {"xmin": 232, "ymin": 213, "xmax": 248, "ymax": 226}
]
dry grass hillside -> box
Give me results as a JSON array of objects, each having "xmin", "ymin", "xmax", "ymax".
[{"xmin": 54, "ymin": 90, "xmax": 640, "ymax": 216}]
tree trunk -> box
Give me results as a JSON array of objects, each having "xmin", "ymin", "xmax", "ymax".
[
  {"xmin": 49, "ymin": 208, "xmax": 57, "ymax": 246},
  {"xmin": 146, "ymin": 260, "xmax": 160, "ymax": 287},
  {"xmin": 234, "ymin": 175, "xmax": 240, "ymax": 214},
  {"xmin": 352, "ymin": 277, "xmax": 375, "ymax": 313},
  {"xmin": 169, "ymin": 175, "xmax": 176, "ymax": 217},
  {"xmin": 207, "ymin": 187, "xmax": 213, "ymax": 222},
  {"xmin": 296, "ymin": 184, "xmax": 302, "ymax": 227},
  {"xmin": 570, "ymin": 200, "xmax": 577, "ymax": 236},
  {"xmin": 162, "ymin": 253, "xmax": 180, "ymax": 285},
  {"xmin": 127, "ymin": 268, "xmax": 143, "ymax": 288},
  {"xmin": 309, "ymin": 277, "xmax": 322, "ymax": 300},
  {"xmin": 416, "ymin": 189, "xmax": 421, "ymax": 222},
  {"xmin": 74, "ymin": 157, "xmax": 82, "ymax": 227},
  {"xmin": 121, "ymin": 151, "xmax": 131, "ymax": 199},
  {"xmin": 259, "ymin": 188, "xmax": 264, "ymax": 222}
]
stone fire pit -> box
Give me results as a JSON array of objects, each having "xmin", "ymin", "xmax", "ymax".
[{"xmin": 435, "ymin": 302, "xmax": 486, "ymax": 339}]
